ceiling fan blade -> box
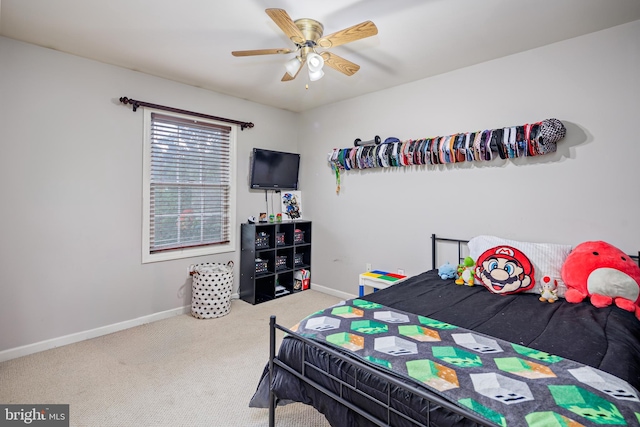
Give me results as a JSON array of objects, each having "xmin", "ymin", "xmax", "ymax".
[
  {"xmin": 266, "ymin": 8, "xmax": 306, "ymax": 45},
  {"xmin": 316, "ymin": 21, "xmax": 378, "ymax": 49},
  {"xmin": 232, "ymin": 48, "xmax": 293, "ymax": 57},
  {"xmin": 321, "ymin": 52, "xmax": 360, "ymax": 76},
  {"xmin": 281, "ymin": 72, "xmax": 295, "ymax": 82},
  {"xmin": 281, "ymin": 59, "xmax": 306, "ymax": 82}
]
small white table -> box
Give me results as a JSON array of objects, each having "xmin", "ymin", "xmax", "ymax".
[{"xmin": 359, "ymin": 270, "xmax": 408, "ymax": 297}]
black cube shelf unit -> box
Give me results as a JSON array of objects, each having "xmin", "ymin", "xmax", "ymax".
[{"xmin": 240, "ymin": 220, "xmax": 312, "ymax": 305}]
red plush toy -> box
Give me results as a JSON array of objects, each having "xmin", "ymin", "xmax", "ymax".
[{"xmin": 561, "ymin": 241, "xmax": 640, "ymax": 320}]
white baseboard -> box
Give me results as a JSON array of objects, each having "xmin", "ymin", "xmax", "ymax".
[
  {"xmin": 0, "ymin": 305, "xmax": 191, "ymax": 363},
  {"xmin": 1, "ymin": 290, "xmax": 324, "ymax": 363},
  {"xmin": 309, "ymin": 282, "xmax": 357, "ymax": 301}
]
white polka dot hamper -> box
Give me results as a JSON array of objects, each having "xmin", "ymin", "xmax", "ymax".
[{"xmin": 189, "ymin": 261, "xmax": 234, "ymax": 319}]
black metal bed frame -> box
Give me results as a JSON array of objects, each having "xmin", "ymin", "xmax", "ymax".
[
  {"xmin": 267, "ymin": 234, "xmax": 484, "ymax": 427},
  {"xmin": 267, "ymin": 234, "xmax": 640, "ymax": 427}
]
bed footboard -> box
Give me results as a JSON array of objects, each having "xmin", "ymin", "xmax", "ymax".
[{"xmin": 268, "ymin": 315, "xmax": 490, "ymax": 427}]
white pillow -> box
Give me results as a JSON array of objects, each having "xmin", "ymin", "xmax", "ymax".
[{"xmin": 468, "ymin": 235, "xmax": 573, "ymax": 298}]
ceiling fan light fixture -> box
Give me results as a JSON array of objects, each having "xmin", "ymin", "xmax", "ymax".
[
  {"xmin": 306, "ymin": 52, "xmax": 324, "ymax": 72},
  {"xmin": 284, "ymin": 56, "xmax": 303, "ymax": 77},
  {"xmin": 308, "ymin": 69, "xmax": 324, "ymax": 81},
  {"xmin": 307, "ymin": 52, "xmax": 325, "ymax": 81}
]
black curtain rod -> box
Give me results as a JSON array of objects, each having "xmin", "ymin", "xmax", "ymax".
[{"xmin": 119, "ymin": 97, "xmax": 254, "ymax": 131}]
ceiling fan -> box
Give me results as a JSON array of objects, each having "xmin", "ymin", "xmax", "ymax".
[{"xmin": 232, "ymin": 8, "xmax": 378, "ymax": 82}]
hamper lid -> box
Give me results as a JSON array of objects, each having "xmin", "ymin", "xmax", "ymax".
[{"xmin": 190, "ymin": 262, "xmax": 233, "ymax": 275}]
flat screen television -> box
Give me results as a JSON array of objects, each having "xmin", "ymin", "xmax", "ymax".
[{"xmin": 250, "ymin": 148, "xmax": 300, "ymax": 190}]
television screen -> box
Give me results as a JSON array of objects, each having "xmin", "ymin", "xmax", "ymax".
[{"xmin": 250, "ymin": 148, "xmax": 300, "ymax": 190}]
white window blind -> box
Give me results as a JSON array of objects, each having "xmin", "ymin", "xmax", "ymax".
[{"xmin": 148, "ymin": 112, "xmax": 232, "ymax": 254}]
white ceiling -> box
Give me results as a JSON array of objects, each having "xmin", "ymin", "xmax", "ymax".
[{"xmin": 2, "ymin": 0, "xmax": 640, "ymax": 113}]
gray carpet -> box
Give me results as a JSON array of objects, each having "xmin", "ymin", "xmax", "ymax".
[{"xmin": 0, "ymin": 290, "xmax": 342, "ymax": 426}]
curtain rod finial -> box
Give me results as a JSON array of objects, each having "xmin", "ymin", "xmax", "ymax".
[{"xmin": 120, "ymin": 97, "xmax": 140, "ymax": 111}]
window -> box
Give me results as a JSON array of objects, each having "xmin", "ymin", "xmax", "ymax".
[{"xmin": 142, "ymin": 109, "xmax": 236, "ymax": 263}]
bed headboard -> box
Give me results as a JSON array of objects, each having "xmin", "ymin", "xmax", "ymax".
[
  {"xmin": 431, "ymin": 234, "xmax": 469, "ymax": 270},
  {"xmin": 430, "ymin": 234, "xmax": 640, "ymax": 271}
]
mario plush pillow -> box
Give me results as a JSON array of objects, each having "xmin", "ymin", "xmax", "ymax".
[
  {"xmin": 469, "ymin": 235, "xmax": 572, "ymax": 297},
  {"xmin": 475, "ymin": 245, "xmax": 536, "ymax": 295}
]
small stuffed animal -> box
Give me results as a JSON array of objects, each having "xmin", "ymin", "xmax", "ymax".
[
  {"xmin": 539, "ymin": 276, "xmax": 558, "ymax": 303},
  {"xmin": 561, "ymin": 241, "xmax": 640, "ymax": 320},
  {"xmin": 438, "ymin": 262, "xmax": 457, "ymax": 280},
  {"xmin": 455, "ymin": 256, "xmax": 476, "ymax": 286}
]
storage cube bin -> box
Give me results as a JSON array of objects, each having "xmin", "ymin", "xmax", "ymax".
[
  {"xmin": 189, "ymin": 262, "xmax": 234, "ymax": 319},
  {"xmin": 275, "ymin": 255, "xmax": 287, "ymax": 270},
  {"xmin": 256, "ymin": 232, "xmax": 270, "ymax": 249},
  {"xmin": 294, "ymin": 230, "xmax": 305, "ymax": 244},
  {"xmin": 255, "ymin": 259, "xmax": 269, "ymax": 274},
  {"xmin": 276, "ymin": 232, "xmax": 286, "ymax": 246}
]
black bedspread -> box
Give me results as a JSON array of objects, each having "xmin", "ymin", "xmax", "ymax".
[
  {"xmin": 252, "ymin": 269, "xmax": 640, "ymax": 427},
  {"xmin": 365, "ymin": 270, "xmax": 640, "ymax": 390}
]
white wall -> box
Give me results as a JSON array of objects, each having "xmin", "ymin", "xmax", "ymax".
[
  {"xmin": 0, "ymin": 36, "xmax": 298, "ymax": 354},
  {"xmin": 2, "ymin": 19, "xmax": 639, "ymax": 357},
  {"xmin": 300, "ymin": 20, "xmax": 640, "ymax": 296}
]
